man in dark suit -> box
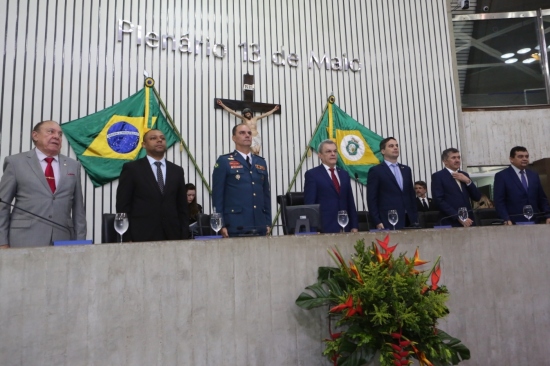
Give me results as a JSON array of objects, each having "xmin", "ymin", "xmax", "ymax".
[
  {"xmin": 367, "ymin": 137, "xmax": 417, "ymax": 229},
  {"xmin": 304, "ymin": 139, "xmax": 358, "ymax": 233},
  {"xmin": 116, "ymin": 129, "xmax": 189, "ymax": 241},
  {"xmin": 493, "ymin": 146, "xmax": 550, "ymax": 225},
  {"xmin": 431, "ymin": 148, "xmax": 481, "ymax": 227},
  {"xmin": 415, "ymin": 180, "xmax": 438, "ymax": 212},
  {"xmin": 0, "ymin": 120, "xmax": 86, "ymax": 248},
  {"xmin": 212, "ymin": 124, "xmax": 271, "ymax": 237}
]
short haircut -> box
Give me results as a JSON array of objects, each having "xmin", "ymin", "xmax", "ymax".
[
  {"xmin": 317, "ymin": 139, "xmax": 337, "ymax": 154},
  {"xmin": 379, "ymin": 137, "xmax": 396, "ymax": 151},
  {"xmin": 232, "ymin": 123, "xmax": 250, "ymax": 136},
  {"xmin": 414, "ymin": 181, "xmax": 427, "ymax": 189},
  {"xmin": 510, "ymin": 146, "xmax": 528, "ymax": 158},
  {"xmin": 143, "ymin": 129, "xmax": 162, "ymax": 142},
  {"xmin": 32, "ymin": 120, "xmax": 56, "ymax": 133},
  {"xmin": 441, "ymin": 148, "xmax": 460, "ymax": 162}
]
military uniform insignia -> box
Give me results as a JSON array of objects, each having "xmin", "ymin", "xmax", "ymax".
[
  {"xmin": 255, "ymin": 164, "xmax": 266, "ymax": 171},
  {"xmin": 236, "ymin": 174, "xmax": 241, "ymax": 180},
  {"xmin": 230, "ymin": 161, "xmax": 243, "ymax": 169},
  {"xmin": 214, "ymin": 163, "xmax": 219, "ymax": 168}
]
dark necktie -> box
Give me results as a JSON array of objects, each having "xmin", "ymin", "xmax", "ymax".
[
  {"xmin": 154, "ymin": 161, "xmax": 164, "ymax": 193},
  {"xmin": 422, "ymin": 198, "xmax": 428, "ymax": 210},
  {"xmin": 520, "ymin": 170, "xmax": 528, "ymax": 191},
  {"xmin": 329, "ymin": 168, "xmax": 340, "ymax": 194},
  {"xmin": 246, "ymin": 155, "xmax": 251, "ymax": 168},
  {"xmin": 44, "ymin": 157, "xmax": 56, "ymax": 193}
]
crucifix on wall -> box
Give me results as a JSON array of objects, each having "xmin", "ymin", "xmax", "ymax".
[{"xmin": 215, "ymin": 73, "xmax": 281, "ymax": 155}]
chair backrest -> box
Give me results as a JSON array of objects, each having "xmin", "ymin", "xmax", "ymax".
[
  {"xmin": 101, "ymin": 213, "xmax": 118, "ymax": 243},
  {"xmin": 197, "ymin": 213, "xmax": 215, "ymax": 236},
  {"xmin": 418, "ymin": 211, "xmax": 440, "ymax": 229},
  {"xmin": 474, "ymin": 208, "xmax": 504, "ymax": 226},
  {"xmin": 286, "ymin": 192, "xmax": 305, "ymax": 206},
  {"xmin": 357, "ymin": 211, "xmax": 370, "ymax": 232}
]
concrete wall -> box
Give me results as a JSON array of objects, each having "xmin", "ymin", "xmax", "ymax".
[
  {"xmin": 462, "ymin": 108, "xmax": 550, "ymax": 166},
  {"xmin": 0, "ymin": 226, "xmax": 549, "ymax": 365}
]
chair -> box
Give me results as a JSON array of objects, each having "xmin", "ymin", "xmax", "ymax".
[
  {"xmin": 277, "ymin": 192, "xmax": 306, "ymax": 235},
  {"xmin": 418, "ymin": 211, "xmax": 440, "ymax": 229},
  {"xmin": 101, "ymin": 213, "xmax": 118, "ymax": 243},
  {"xmin": 474, "ymin": 208, "xmax": 504, "ymax": 226},
  {"xmin": 357, "ymin": 211, "xmax": 372, "ymax": 231},
  {"xmin": 197, "ymin": 213, "xmax": 215, "ymax": 236}
]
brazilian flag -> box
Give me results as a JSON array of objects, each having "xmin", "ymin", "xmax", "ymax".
[
  {"xmin": 309, "ymin": 98, "xmax": 384, "ymax": 185},
  {"xmin": 61, "ymin": 85, "xmax": 180, "ymax": 187}
]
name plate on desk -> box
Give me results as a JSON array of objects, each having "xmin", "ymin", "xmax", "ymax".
[
  {"xmin": 194, "ymin": 235, "xmax": 223, "ymax": 240},
  {"xmin": 54, "ymin": 240, "xmax": 93, "ymax": 246},
  {"xmin": 516, "ymin": 221, "xmax": 535, "ymax": 225}
]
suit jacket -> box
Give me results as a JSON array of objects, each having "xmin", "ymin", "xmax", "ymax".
[
  {"xmin": 212, "ymin": 151, "xmax": 271, "ymax": 236},
  {"xmin": 0, "ymin": 149, "xmax": 86, "ymax": 247},
  {"xmin": 116, "ymin": 157, "xmax": 189, "ymax": 241},
  {"xmin": 431, "ymin": 169, "xmax": 482, "ymax": 227},
  {"xmin": 416, "ymin": 197, "xmax": 438, "ymax": 212},
  {"xmin": 304, "ymin": 165, "xmax": 358, "ymax": 233},
  {"xmin": 493, "ymin": 166, "xmax": 550, "ymax": 223},
  {"xmin": 366, "ymin": 162, "xmax": 418, "ymax": 229}
]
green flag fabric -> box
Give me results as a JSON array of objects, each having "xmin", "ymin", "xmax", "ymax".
[
  {"xmin": 309, "ymin": 101, "xmax": 384, "ymax": 185},
  {"xmin": 61, "ymin": 87, "xmax": 179, "ymax": 187}
]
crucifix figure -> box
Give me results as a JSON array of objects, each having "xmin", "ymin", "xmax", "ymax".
[{"xmin": 217, "ymin": 100, "xmax": 279, "ymax": 155}]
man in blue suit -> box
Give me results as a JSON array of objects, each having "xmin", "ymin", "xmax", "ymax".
[
  {"xmin": 212, "ymin": 124, "xmax": 271, "ymax": 237},
  {"xmin": 304, "ymin": 140, "xmax": 358, "ymax": 233},
  {"xmin": 493, "ymin": 146, "xmax": 550, "ymax": 225},
  {"xmin": 367, "ymin": 137, "xmax": 418, "ymax": 229},
  {"xmin": 431, "ymin": 148, "xmax": 481, "ymax": 227}
]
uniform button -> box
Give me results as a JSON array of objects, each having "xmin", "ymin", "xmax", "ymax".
[
  {"xmin": 252, "ymin": 182, "xmax": 255, "ymax": 185},
  {"xmin": 250, "ymin": 171, "xmax": 252, "ymax": 174},
  {"xmin": 254, "ymin": 205, "xmax": 257, "ymax": 209},
  {"xmin": 253, "ymin": 193, "xmax": 256, "ymax": 196},
  {"xmin": 231, "ymin": 210, "xmax": 234, "ymax": 212},
  {"xmin": 49, "ymin": 215, "xmax": 52, "ymax": 218},
  {"xmin": 52, "ymin": 197, "xmax": 55, "ymax": 200}
]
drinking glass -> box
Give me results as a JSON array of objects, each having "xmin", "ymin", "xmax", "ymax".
[
  {"xmin": 114, "ymin": 213, "xmax": 129, "ymax": 243},
  {"xmin": 523, "ymin": 205, "xmax": 533, "ymax": 221},
  {"xmin": 458, "ymin": 207, "xmax": 468, "ymax": 222},
  {"xmin": 337, "ymin": 210, "xmax": 349, "ymax": 232},
  {"xmin": 388, "ymin": 210, "xmax": 398, "ymax": 230},
  {"xmin": 210, "ymin": 212, "xmax": 223, "ymax": 236}
]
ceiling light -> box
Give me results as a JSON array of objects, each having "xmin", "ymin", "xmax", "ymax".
[
  {"xmin": 522, "ymin": 58, "xmax": 536, "ymax": 64},
  {"xmin": 501, "ymin": 53, "xmax": 515, "ymax": 59},
  {"xmin": 517, "ymin": 48, "xmax": 531, "ymax": 54},
  {"xmin": 505, "ymin": 58, "xmax": 518, "ymax": 64}
]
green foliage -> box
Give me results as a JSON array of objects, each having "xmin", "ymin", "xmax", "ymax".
[{"xmin": 295, "ymin": 237, "xmax": 470, "ymax": 366}]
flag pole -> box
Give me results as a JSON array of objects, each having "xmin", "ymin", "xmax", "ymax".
[
  {"xmin": 146, "ymin": 78, "xmax": 212, "ymax": 195},
  {"xmin": 270, "ymin": 95, "xmax": 334, "ymax": 230}
]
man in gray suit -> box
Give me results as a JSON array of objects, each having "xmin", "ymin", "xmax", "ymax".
[{"xmin": 0, "ymin": 121, "xmax": 86, "ymax": 248}]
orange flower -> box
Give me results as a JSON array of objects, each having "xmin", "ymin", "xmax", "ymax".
[
  {"xmin": 431, "ymin": 263, "xmax": 441, "ymax": 290},
  {"xmin": 349, "ymin": 262, "xmax": 363, "ymax": 284},
  {"xmin": 329, "ymin": 295, "xmax": 353, "ymax": 313},
  {"xmin": 406, "ymin": 248, "xmax": 428, "ymax": 266}
]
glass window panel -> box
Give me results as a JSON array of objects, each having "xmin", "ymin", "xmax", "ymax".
[{"xmin": 454, "ymin": 17, "xmax": 548, "ymax": 107}]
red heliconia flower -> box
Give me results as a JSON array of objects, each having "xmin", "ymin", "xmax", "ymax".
[
  {"xmin": 329, "ymin": 295, "xmax": 353, "ymax": 313},
  {"xmin": 349, "ymin": 262, "xmax": 363, "ymax": 284},
  {"xmin": 376, "ymin": 234, "xmax": 391, "ymax": 250},
  {"xmin": 331, "ymin": 248, "xmax": 345, "ymax": 266},
  {"xmin": 431, "ymin": 263, "xmax": 442, "ymax": 290}
]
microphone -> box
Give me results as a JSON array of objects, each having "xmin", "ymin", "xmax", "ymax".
[
  {"xmin": 355, "ymin": 173, "xmax": 366, "ymax": 209},
  {"xmin": 0, "ymin": 198, "xmax": 70, "ymax": 233}
]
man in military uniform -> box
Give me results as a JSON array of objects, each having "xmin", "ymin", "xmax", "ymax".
[{"xmin": 212, "ymin": 124, "xmax": 271, "ymax": 237}]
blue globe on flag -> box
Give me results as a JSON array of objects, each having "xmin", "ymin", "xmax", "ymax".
[{"xmin": 106, "ymin": 122, "xmax": 140, "ymax": 154}]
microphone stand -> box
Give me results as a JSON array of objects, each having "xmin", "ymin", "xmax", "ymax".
[{"xmin": 0, "ymin": 198, "xmax": 70, "ymax": 232}]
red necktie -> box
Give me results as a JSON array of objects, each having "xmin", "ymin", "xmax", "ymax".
[
  {"xmin": 44, "ymin": 157, "xmax": 56, "ymax": 193},
  {"xmin": 329, "ymin": 168, "xmax": 340, "ymax": 194}
]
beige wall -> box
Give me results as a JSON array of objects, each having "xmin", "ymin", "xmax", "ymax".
[
  {"xmin": 0, "ymin": 226, "xmax": 549, "ymax": 365},
  {"xmin": 462, "ymin": 108, "xmax": 550, "ymax": 166}
]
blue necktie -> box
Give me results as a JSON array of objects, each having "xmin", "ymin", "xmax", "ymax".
[
  {"xmin": 520, "ymin": 170, "xmax": 528, "ymax": 191},
  {"xmin": 391, "ymin": 164, "xmax": 403, "ymax": 190}
]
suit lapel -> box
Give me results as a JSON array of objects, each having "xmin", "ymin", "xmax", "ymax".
[
  {"xmin": 381, "ymin": 163, "xmax": 400, "ymax": 190},
  {"xmin": 26, "ymin": 150, "xmax": 52, "ymax": 193},
  {"xmin": 320, "ymin": 165, "xmax": 339, "ymax": 195},
  {"xmin": 507, "ymin": 166, "xmax": 526, "ymax": 192},
  {"xmin": 56, "ymin": 155, "xmax": 68, "ymax": 194},
  {"xmin": 141, "ymin": 158, "xmax": 163, "ymax": 195}
]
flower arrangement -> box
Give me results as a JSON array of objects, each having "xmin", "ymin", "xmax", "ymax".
[{"xmin": 295, "ymin": 235, "xmax": 470, "ymax": 366}]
